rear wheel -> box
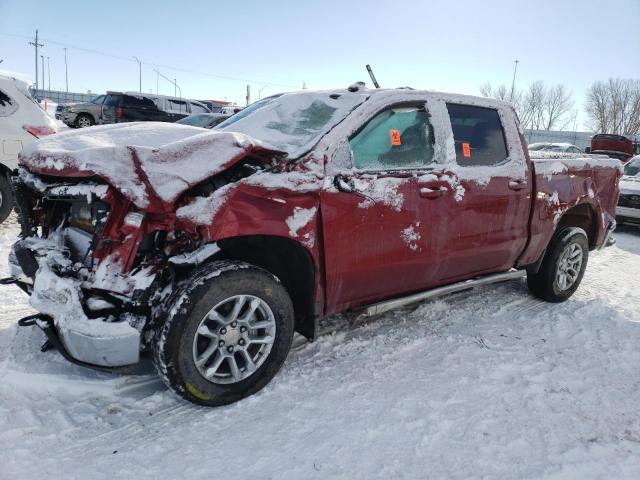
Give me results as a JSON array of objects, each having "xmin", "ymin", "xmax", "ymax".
[
  {"xmin": 527, "ymin": 227, "xmax": 589, "ymax": 302},
  {"xmin": 0, "ymin": 173, "xmax": 14, "ymax": 224},
  {"xmin": 75, "ymin": 114, "xmax": 93, "ymax": 128},
  {"xmin": 153, "ymin": 261, "xmax": 294, "ymax": 406}
]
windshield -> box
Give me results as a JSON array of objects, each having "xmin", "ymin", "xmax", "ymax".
[
  {"xmin": 624, "ymin": 156, "xmax": 640, "ymax": 177},
  {"xmin": 91, "ymin": 95, "xmax": 105, "ymax": 105},
  {"xmin": 216, "ymin": 90, "xmax": 369, "ymax": 158},
  {"xmin": 528, "ymin": 143, "xmax": 547, "ymax": 151}
]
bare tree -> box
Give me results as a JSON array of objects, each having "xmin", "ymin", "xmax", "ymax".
[
  {"xmin": 585, "ymin": 78, "xmax": 640, "ymax": 135},
  {"xmin": 543, "ymin": 84, "xmax": 574, "ymax": 130},
  {"xmin": 481, "ymin": 81, "xmax": 574, "ymax": 131}
]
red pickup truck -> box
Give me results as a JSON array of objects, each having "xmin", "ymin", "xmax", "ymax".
[{"xmin": 5, "ymin": 85, "xmax": 621, "ymax": 406}]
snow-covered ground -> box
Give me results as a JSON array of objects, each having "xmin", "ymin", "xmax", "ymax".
[{"xmin": 1, "ymin": 214, "xmax": 639, "ymax": 479}]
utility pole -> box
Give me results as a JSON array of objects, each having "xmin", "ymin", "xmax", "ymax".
[
  {"xmin": 510, "ymin": 59, "xmax": 519, "ymax": 103},
  {"xmin": 29, "ymin": 30, "xmax": 44, "ymax": 91},
  {"xmin": 132, "ymin": 56, "xmax": 142, "ymax": 92},
  {"xmin": 40, "ymin": 55, "xmax": 45, "ymax": 92},
  {"xmin": 64, "ymin": 47, "xmax": 68, "ymax": 94},
  {"xmin": 47, "ymin": 56, "xmax": 51, "ymax": 90},
  {"xmin": 246, "ymin": 85, "xmax": 250, "ymax": 106}
]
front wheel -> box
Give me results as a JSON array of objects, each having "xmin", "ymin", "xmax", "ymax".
[
  {"xmin": 75, "ymin": 114, "xmax": 94, "ymax": 128},
  {"xmin": 153, "ymin": 261, "xmax": 294, "ymax": 406},
  {"xmin": 0, "ymin": 173, "xmax": 14, "ymax": 224},
  {"xmin": 527, "ymin": 227, "xmax": 589, "ymax": 302}
]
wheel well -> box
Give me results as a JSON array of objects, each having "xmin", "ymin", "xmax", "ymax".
[
  {"xmin": 77, "ymin": 112, "xmax": 94, "ymax": 122},
  {"xmin": 557, "ymin": 204, "xmax": 597, "ymax": 249},
  {"xmin": 215, "ymin": 235, "xmax": 318, "ymax": 339}
]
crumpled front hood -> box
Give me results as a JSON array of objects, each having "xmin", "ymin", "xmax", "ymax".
[{"xmin": 19, "ymin": 122, "xmax": 286, "ymax": 210}]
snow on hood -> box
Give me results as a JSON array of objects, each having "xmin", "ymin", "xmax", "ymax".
[
  {"xmin": 620, "ymin": 176, "xmax": 640, "ymax": 195},
  {"xmin": 19, "ymin": 122, "xmax": 286, "ymax": 209}
]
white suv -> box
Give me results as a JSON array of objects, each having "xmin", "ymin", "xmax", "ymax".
[{"xmin": 0, "ymin": 74, "xmax": 58, "ymax": 222}]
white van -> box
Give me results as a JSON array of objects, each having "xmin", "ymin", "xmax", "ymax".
[{"xmin": 0, "ymin": 74, "xmax": 58, "ymax": 222}]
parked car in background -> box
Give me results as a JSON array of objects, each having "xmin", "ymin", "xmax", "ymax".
[
  {"xmin": 8, "ymin": 86, "xmax": 622, "ymax": 406},
  {"xmin": 100, "ymin": 91, "xmax": 210, "ymax": 124},
  {"xmin": 588, "ymin": 134, "xmax": 640, "ymax": 162},
  {"xmin": 0, "ymin": 74, "xmax": 57, "ymax": 223},
  {"xmin": 176, "ymin": 113, "xmax": 230, "ymax": 129},
  {"xmin": 55, "ymin": 94, "xmax": 105, "ymax": 128},
  {"xmin": 528, "ymin": 142, "xmax": 582, "ymax": 153},
  {"xmin": 617, "ymin": 155, "xmax": 640, "ymax": 226}
]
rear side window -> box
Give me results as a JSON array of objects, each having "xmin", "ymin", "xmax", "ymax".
[
  {"xmin": 189, "ymin": 102, "xmax": 209, "ymax": 114},
  {"xmin": 446, "ymin": 103, "xmax": 508, "ymax": 166},
  {"xmin": 122, "ymin": 95, "xmax": 157, "ymax": 109},
  {"xmin": 166, "ymin": 99, "xmax": 188, "ymax": 113},
  {"xmin": 0, "ymin": 89, "xmax": 19, "ymax": 117},
  {"xmin": 103, "ymin": 94, "xmax": 122, "ymax": 107},
  {"xmin": 349, "ymin": 105, "xmax": 435, "ymax": 170}
]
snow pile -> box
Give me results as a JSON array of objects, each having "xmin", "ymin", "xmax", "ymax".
[
  {"xmin": 19, "ymin": 122, "xmax": 285, "ymax": 208},
  {"xmin": 285, "ymin": 206, "xmax": 316, "ymax": 237},
  {"xmin": 401, "ymin": 224, "xmax": 421, "ymax": 251},
  {"xmin": 175, "ymin": 183, "xmax": 236, "ymax": 225},
  {"xmin": 531, "ymin": 151, "xmax": 624, "ymax": 175},
  {"xmin": 355, "ymin": 176, "xmax": 405, "ymax": 211},
  {"xmin": 1, "ymin": 216, "xmax": 640, "ymax": 478}
]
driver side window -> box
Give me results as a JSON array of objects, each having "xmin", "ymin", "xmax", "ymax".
[{"xmin": 349, "ymin": 104, "xmax": 435, "ymax": 170}]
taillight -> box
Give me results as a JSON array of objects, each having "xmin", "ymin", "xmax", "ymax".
[
  {"xmin": 23, "ymin": 125, "xmax": 57, "ymax": 138},
  {"xmin": 116, "ymin": 107, "xmax": 124, "ymax": 119}
]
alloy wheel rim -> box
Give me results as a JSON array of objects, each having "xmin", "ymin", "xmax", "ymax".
[
  {"xmin": 555, "ymin": 242, "xmax": 583, "ymax": 291},
  {"xmin": 78, "ymin": 117, "xmax": 91, "ymax": 127},
  {"xmin": 192, "ymin": 294, "xmax": 276, "ymax": 384}
]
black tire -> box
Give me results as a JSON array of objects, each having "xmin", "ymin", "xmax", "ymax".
[
  {"xmin": 153, "ymin": 260, "xmax": 294, "ymax": 406},
  {"xmin": 527, "ymin": 227, "xmax": 589, "ymax": 302},
  {"xmin": 0, "ymin": 173, "xmax": 14, "ymax": 224},
  {"xmin": 75, "ymin": 114, "xmax": 94, "ymax": 128}
]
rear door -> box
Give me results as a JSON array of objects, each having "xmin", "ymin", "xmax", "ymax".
[
  {"xmin": 435, "ymin": 102, "xmax": 531, "ymax": 282},
  {"xmin": 122, "ymin": 95, "xmax": 165, "ymax": 122}
]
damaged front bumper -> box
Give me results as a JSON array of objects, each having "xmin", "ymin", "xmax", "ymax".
[{"xmin": 8, "ymin": 238, "xmax": 142, "ymax": 368}]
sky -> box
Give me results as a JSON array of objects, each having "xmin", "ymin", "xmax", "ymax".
[{"xmin": 1, "ymin": 0, "xmax": 639, "ymax": 128}]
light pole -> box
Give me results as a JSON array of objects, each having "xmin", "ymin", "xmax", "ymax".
[
  {"xmin": 153, "ymin": 69, "xmax": 180, "ymax": 98},
  {"xmin": 258, "ymin": 84, "xmax": 269, "ymax": 100},
  {"xmin": 47, "ymin": 56, "xmax": 51, "ymax": 90},
  {"xmin": 133, "ymin": 56, "xmax": 142, "ymax": 93},
  {"xmin": 510, "ymin": 59, "xmax": 519, "ymax": 103},
  {"xmin": 64, "ymin": 47, "xmax": 68, "ymax": 94},
  {"xmin": 40, "ymin": 55, "xmax": 45, "ymax": 92}
]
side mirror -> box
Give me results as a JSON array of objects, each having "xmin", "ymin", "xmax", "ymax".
[{"xmin": 334, "ymin": 174, "xmax": 355, "ymax": 193}]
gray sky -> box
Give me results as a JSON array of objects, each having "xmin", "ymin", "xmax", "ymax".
[{"xmin": 1, "ymin": 0, "xmax": 639, "ymax": 128}]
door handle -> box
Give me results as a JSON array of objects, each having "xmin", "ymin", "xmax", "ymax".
[
  {"xmin": 419, "ymin": 186, "xmax": 446, "ymax": 199},
  {"xmin": 508, "ymin": 179, "xmax": 527, "ymax": 191}
]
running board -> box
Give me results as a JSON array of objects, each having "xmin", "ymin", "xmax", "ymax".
[{"xmin": 355, "ymin": 269, "xmax": 527, "ymax": 318}]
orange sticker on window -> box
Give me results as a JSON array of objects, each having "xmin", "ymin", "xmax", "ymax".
[
  {"xmin": 462, "ymin": 142, "xmax": 471, "ymax": 157},
  {"xmin": 390, "ymin": 129, "xmax": 402, "ymax": 146}
]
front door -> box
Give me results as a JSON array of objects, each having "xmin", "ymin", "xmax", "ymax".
[{"xmin": 320, "ymin": 102, "xmax": 450, "ymax": 314}]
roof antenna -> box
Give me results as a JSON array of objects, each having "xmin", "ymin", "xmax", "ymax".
[{"xmin": 366, "ymin": 64, "xmax": 380, "ymax": 88}]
